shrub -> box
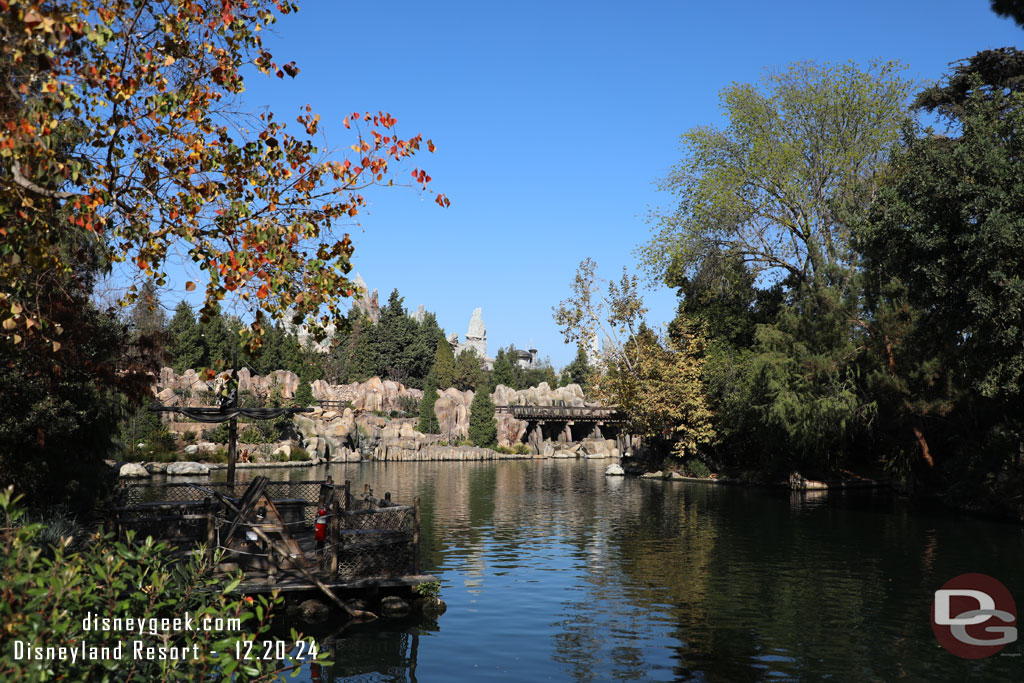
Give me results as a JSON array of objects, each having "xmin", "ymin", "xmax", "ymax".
[
  {"xmin": 238, "ymin": 426, "xmax": 264, "ymax": 443},
  {"xmin": 0, "ymin": 486, "xmax": 305, "ymax": 681},
  {"xmin": 209, "ymin": 448, "xmax": 228, "ymax": 464},
  {"xmin": 181, "ymin": 430, "xmax": 198, "ymax": 444},
  {"xmin": 203, "ymin": 422, "xmax": 231, "ymax": 444},
  {"xmin": 457, "ymin": 440, "xmax": 473, "ymax": 447},
  {"xmin": 514, "ymin": 444, "xmax": 531, "ymax": 455},
  {"xmin": 495, "ymin": 446, "xmax": 514, "ymax": 454},
  {"xmin": 398, "ymin": 395, "xmax": 420, "ymax": 416},
  {"xmin": 289, "ymin": 448, "xmax": 311, "ymax": 462},
  {"xmin": 682, "ymin": 457, "xmax": 711, "ymax": 479}
]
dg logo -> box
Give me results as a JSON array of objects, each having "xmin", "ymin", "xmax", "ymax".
[{"xmin": 932, "ymin": 573, "xmax": 1018, "ymax": 659}]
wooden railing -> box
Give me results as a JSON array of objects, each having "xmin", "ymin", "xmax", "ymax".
[{"xmin": 495, "ymin": 405, "xmax": 625, "ymax": 422}]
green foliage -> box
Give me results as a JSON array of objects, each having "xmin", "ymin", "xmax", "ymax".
[
  {"xmin": 165, "ymin": 301, "xmax": 205, "ymax": 374},
  {"xmin": 118, "ymin": 407, "xmax": 178, "ymax": 461},
  {"xmin": 514, "ymin": 444, "xmax": 531, "ymax": 455},
  {"xmin": 181, "ymin": 430, "xmax": 198, "ymax": 444},
  {"xmin": 418, "ymin": 373, "xmax": 440, "ymax": 434},
  {"xmin": 0, "ymin": 487, "xmax": 298, "ymax": 681},
  {"xmin": 561, "ymin": 344, "xmax": 595, "ymax": 395},
  {"xmin": 289, "ymin": 447, "xmax": 310, "ymax": 462},
  {"xmin": 642, "ymin": 60, "xmax": 912, "ymax": 288},
  {"xmin": 431, "ymin": 337, "xmax": 456, "ymax": 390},
  {"xmin": 414, "ymin": 580, "xmax": 442, "ymax": 597},
  {"xmin": 468, "ymin": 383, "xmax": 497, "ymax": 448},
  {"xmin": 492, "ymin": 347, "xmax": 516, "ymax": 388},
  {"xmin": 292, "ymin": 379, "xmax": 315, "ymax": 407},
  {"xmin": 681, "ymin": 458, "xmax": 711, "ymax": 478},
  {"xmin": 398, "ymin": 395, "xmax": 420, "ymax": 416},
  {"xmin": 453, "ymin": 348, "xmax": 485, "ymax": 391},
  {"xmin": 204, "ymin": 423, "xmax": 231, "ymax": 445}
]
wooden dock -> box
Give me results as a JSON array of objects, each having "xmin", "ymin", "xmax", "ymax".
[{"xmin": 111, "ymin": 477, "xmax": 431, "ymax": 607}]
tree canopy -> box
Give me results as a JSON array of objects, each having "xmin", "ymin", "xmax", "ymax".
[
  {"xmin": 1, "ymin": 0, "xmax": 446, "ymax": 356},
  {"xmin": 640, "ymin": 61, "xmax": 912, "ymax": 289}
]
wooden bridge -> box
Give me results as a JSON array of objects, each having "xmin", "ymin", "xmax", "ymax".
[{"xmin": 494, "ymin": 404, "xmax": 625, "ymax": 423}]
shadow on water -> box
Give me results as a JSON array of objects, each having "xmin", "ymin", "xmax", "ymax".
[{"xmin": 207, "ymin": 461, "xmax": 1024, "ymax": 682}]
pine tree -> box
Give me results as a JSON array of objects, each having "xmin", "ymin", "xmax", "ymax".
[
  {"xmin": 165, "ymin": 301, "xmax": 205, "ymax": 373},
  {"xmin": 418, "ymin": 372, "xmax": 440, "ymax": 434},
  {"xmin": 198, "ymin": 306, "xmax": 233, "ymax": 367},
  {"xmin": 128, "ymin": 280, "xmax": 166, "ymax": 339},
  {"xmin": 468, "ymin": 382, "xmax": 497, "ymax": 448},
  {"xmin": 432, "ymin": 336, "xmax": 455, "ymax": 390},
  {"xmin": 562, "ymin": 344, "xmax": 594, "ymax": 396},
  {"xmin": 453, "ymin": 348, "xmax": 484, "ymax": 391},
  {"xmin": 293, "ymin": 379, "xmax": 315, "ymax": 407},
  {"xmin": 492, "ymin": 347, "xmax": 516, "ymax": 388}
]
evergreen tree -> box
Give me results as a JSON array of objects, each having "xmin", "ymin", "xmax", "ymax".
[
  {"xmin": 378, "ymin": 289, "xmax": 418, "ymax": 384},
  {"xmin": 453, "ymin": 348, "xmax": 484, "ymax": 391},
  {"xmin": 344, "ymin": 315, "xmax": 380, "ymax": 383},
  {"xmin": 432, "ymin": 337, "xmax": 456, "ymax": 390},
  {"xmin": 293, "ymin": 379, "xmax": 315, "ymax": 407},
  {"xmin": 198, "ymin": 306, "xmax": 233, "ymax": 367},
  {"xmin": 562, "ymin": 345, "xmax": 594, "ymax": 395},
  {"xmin": 128, "ymin": 280, "xmax": 166, "ymax": 339},
  {"xmin": 408, "ymin": 312, "xmax": 444, "ymax": 387},
  {"xmin": 492, "ymin": 347, "xmax": 516, "ymax": 388},
  {"xmin": 165, "ymin": 301, "xmax": 205, "ymax": 373},
  {"xmin": 418, "ymin": 372, "xmax": 440, "ymax": 434},
  {"xmin": 468, "ymin": 382, "xmax": 497, "ymax": 448}
]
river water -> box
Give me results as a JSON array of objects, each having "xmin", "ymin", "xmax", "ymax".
[{"xmin": 209, "ymin": 459, "xmax": 1023, "ymax": 682}]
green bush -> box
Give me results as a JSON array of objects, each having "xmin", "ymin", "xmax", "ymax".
[
  {"xmin": 238, "ymin": 426, "xmax": 263, "ymax": 443},
  {"xmin": 457, "ymin": 440, "xmax": 473, "ymax": 447},
  {"xmin": 514, "ymin": 444, "xmax": 531, "ymax": 455},
  {"xmin": 203, "ymin": 423, "xmax": 231, "ymax": 444},
  {"xmin": 289, "ymin": 447, "xmax": 311, "ymax": 462},
  {"xmin": 0, "ymin": 486, "xmax": 310, "ymax": 681},
  {"xmin": 181, "ymin": 430, "xmax": 198, "ymax": 444},
  {"xmin": 494, "ymin": 446, "xmax": 514, "ymax": 454},
  {"xmin": 682, "ymin": 457, "xmax": 712, "ymax": 479},
  {"xmin": 398, "ymin": 395, "xmax": 420, "ymax": 416}
]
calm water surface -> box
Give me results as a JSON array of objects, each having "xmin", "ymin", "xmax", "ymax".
[{"xmin": 211, "ymin": 460, "xmax": 1023, "ymax": 682}]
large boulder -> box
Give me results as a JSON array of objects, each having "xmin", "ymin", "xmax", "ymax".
[
  {"xmin": 167, "ymin": 461, "xmax": 210, "ymax": 475},
  {"xmin": 119, "ymin": 463, "xmax": 150, "ymax": 478}
]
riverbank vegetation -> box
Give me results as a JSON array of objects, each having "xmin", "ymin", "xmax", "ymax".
[{"xmin": 558, "ymin": 55, "xmax": 1024, "ymax": 519}]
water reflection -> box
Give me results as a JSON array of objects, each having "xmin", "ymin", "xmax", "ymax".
[{"xmin": 227, "ymin": 461, "xmax": 1023, "ymax": 682}]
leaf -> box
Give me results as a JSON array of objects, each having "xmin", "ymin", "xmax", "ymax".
[
  {"xmin": 185, "ymin": 281, "xmax": 196, "ymax": 291},
  {"xmin": 257, "ymin": 284, "xmax": 270, "ymax": 299}
]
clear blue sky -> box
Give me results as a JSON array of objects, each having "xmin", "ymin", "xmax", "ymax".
[{"xmin": 163, "ymin": 0, "xmax": 1021, "ymax": 368}]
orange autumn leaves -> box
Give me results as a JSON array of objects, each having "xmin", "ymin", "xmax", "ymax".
[{"xmin": 1, "ymin": 0, "xmax": 447, "ymax": 352}]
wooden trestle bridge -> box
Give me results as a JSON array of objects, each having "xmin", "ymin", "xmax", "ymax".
[
  {"xmin": 494, "ymin": 404, "xmax": 628, "ymax": 453},
  {"xmin": 111, "ymin": 476, "xmax": 433, "ymax": 616}
]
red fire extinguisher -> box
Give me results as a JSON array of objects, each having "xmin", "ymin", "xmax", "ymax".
[{"xmin": 315, "ymin": 507, "xmax": 327, "ymax": 543}]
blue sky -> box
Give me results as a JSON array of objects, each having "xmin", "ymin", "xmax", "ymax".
[{"xmin": 162, "ymin": 1, "xmax": 1021, "ymax": 368}]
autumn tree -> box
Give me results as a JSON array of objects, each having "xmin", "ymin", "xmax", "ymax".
[
  {"xmin": 555, "ymin": 259, "xmax": 714, "ymax": 457},
  {"xmin": 1, "ymin": 0, "xmax": 446, "ymax": 356}
]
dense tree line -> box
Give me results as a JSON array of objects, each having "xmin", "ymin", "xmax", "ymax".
[{"xmin": 559, "ymin": 54, "xmax": 1024, "ymax": 515}]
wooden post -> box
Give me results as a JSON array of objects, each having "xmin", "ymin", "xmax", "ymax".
[
  {"xmin": 413, "ymin": 496, "xmax": 421, "ymax": 575},
  {"xmin": 205, "ymin": 497, "xmax": 216, "ymax": 564},
  {"xmin": 328, "ymin": 500, "xmax": 339, "ymax": 578},
  {"xmin": 226, "ymin": 417, "xmax": 238, "ymax": 486},
  {"xmin": 344, "ymin": 480, "xmax": 351, "ymax": 511}
]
